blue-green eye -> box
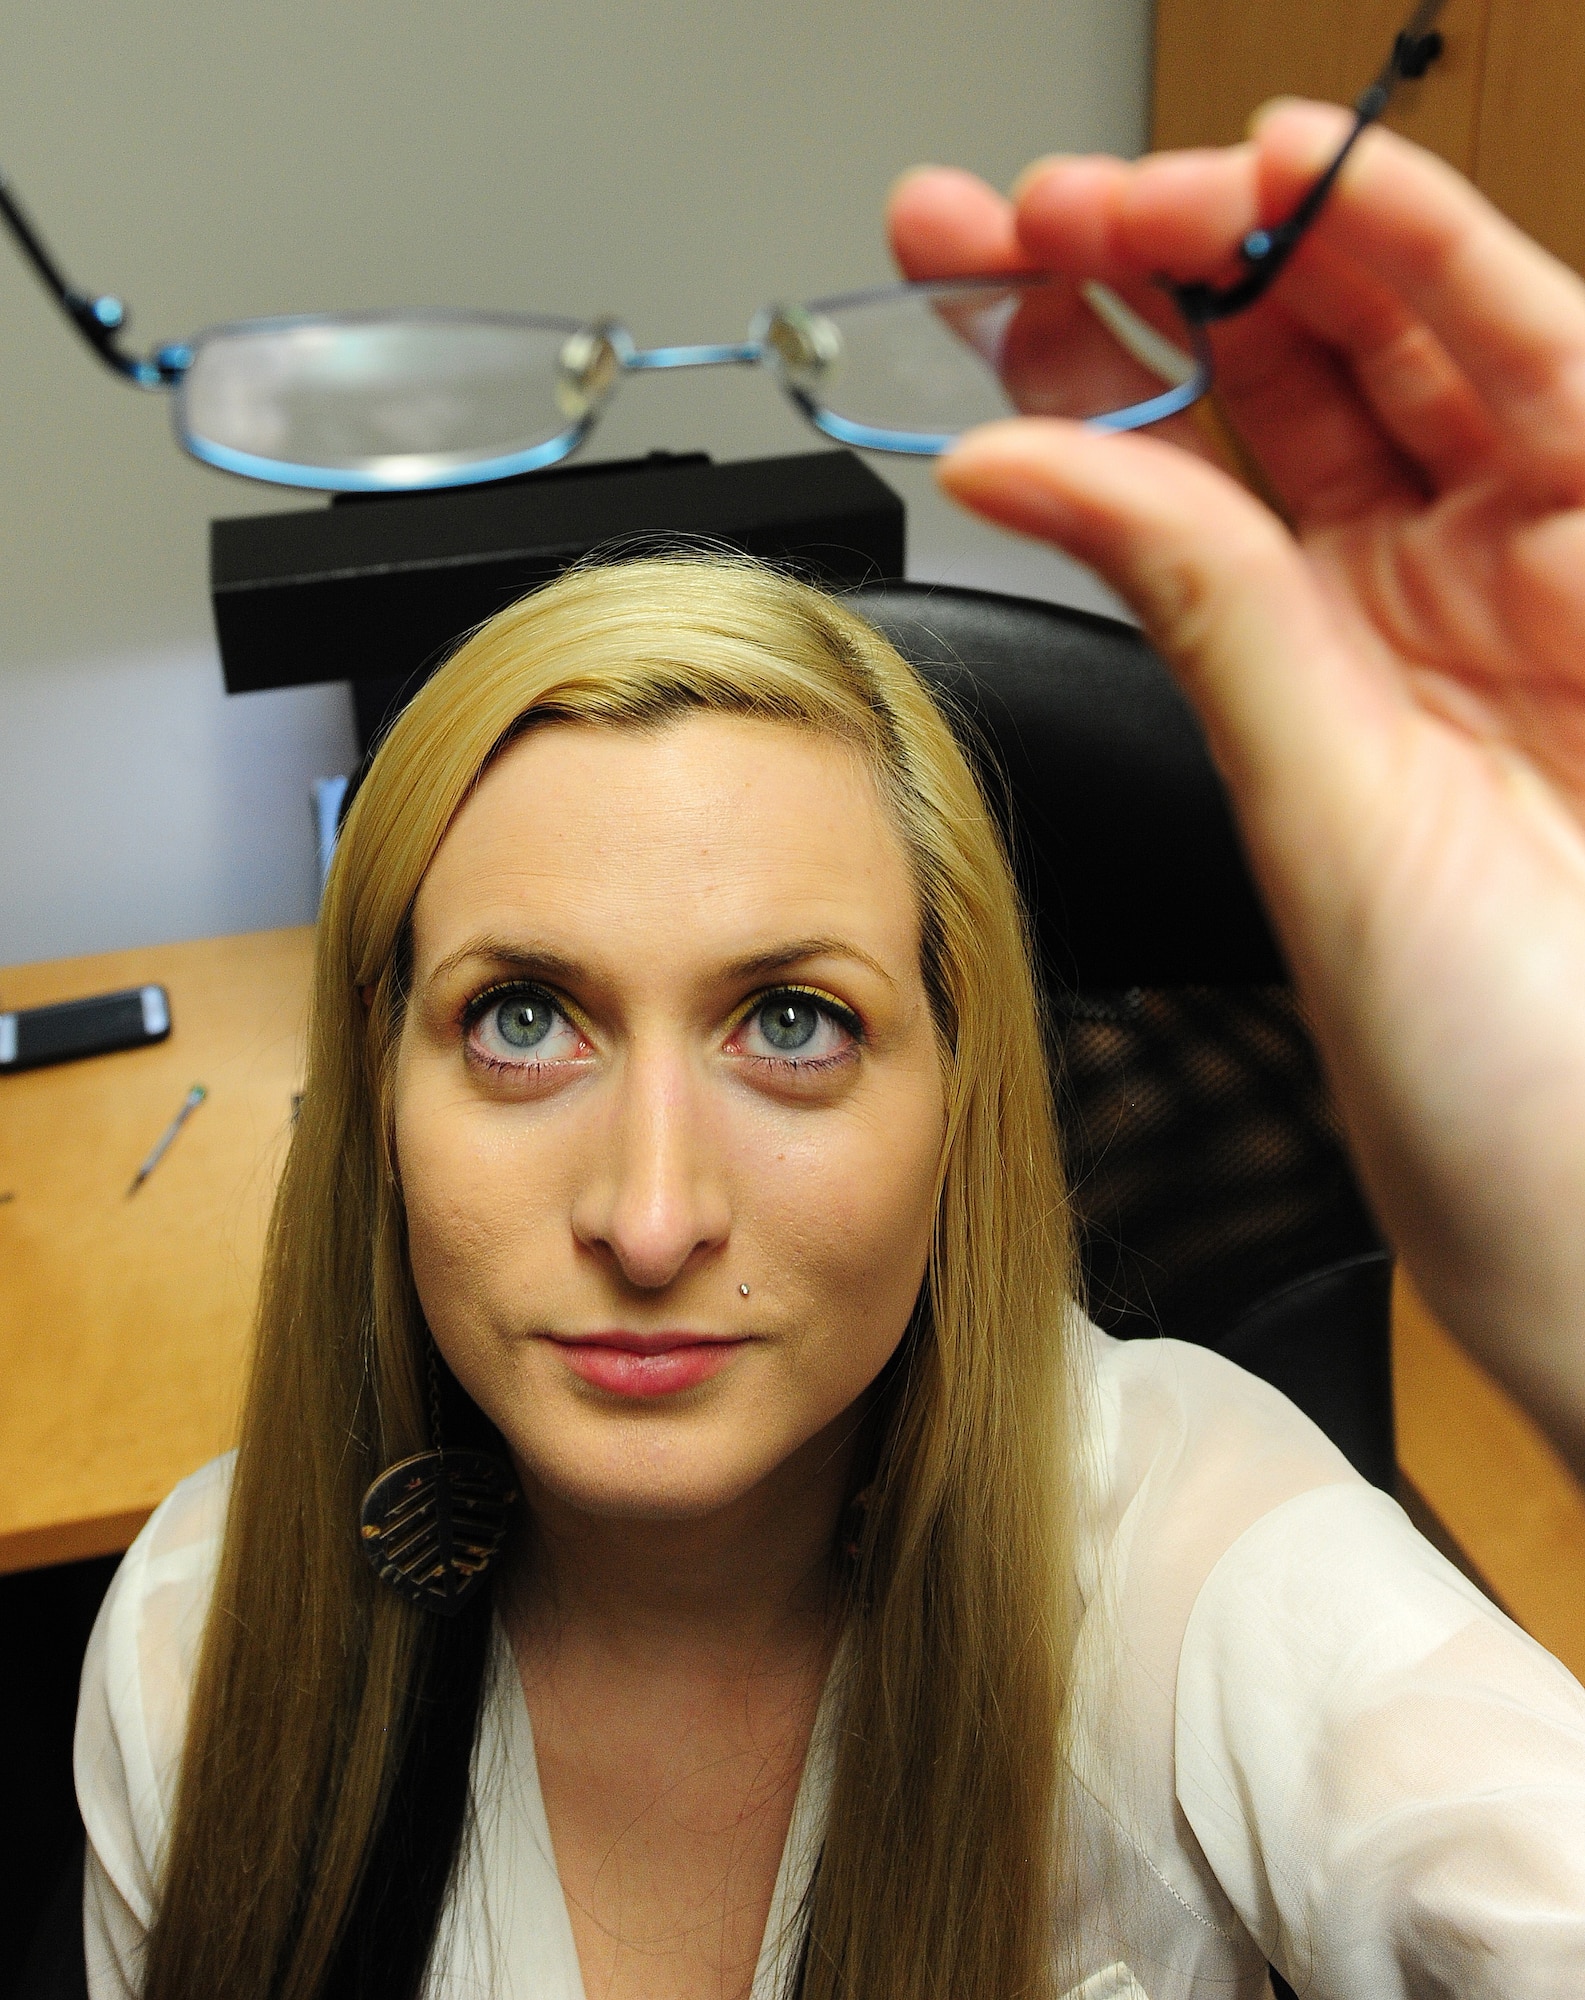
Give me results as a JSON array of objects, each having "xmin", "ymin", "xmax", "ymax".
[
  {"xmin": 758, "ymin": 996, "xmax": 821, "ymax": 1051},
  {"xmin": 734, "ymin": 987, "xmax": 860, "ymax": 1070},
  {"xmin": 466, "ymin": 983, "xmax": 585, "ymax": 1072},
  {"xmin": 493, "ymin": 993, "xmax": 553, "ymax": 1049}
]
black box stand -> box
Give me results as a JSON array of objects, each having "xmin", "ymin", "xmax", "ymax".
[{"xmin": 210, "ymin": 449, "xmax": 906, "ymax": 752}]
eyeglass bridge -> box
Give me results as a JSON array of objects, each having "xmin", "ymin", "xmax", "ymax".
[{"xmin": 555, "ymin": 307, "xmax": 839, "ymax": 419}]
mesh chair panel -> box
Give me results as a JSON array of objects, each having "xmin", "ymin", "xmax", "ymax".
[{"xmin": 1058, "ymin": 985, "xmax": 1381, "ymax": 1347}]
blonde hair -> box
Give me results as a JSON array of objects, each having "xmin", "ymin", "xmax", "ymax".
[{"xmin": 144, "ymin": 555, "xmax": 1080, "ymax": 2000}]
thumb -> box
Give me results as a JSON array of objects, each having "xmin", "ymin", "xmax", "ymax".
[{"xmin": 937, "ymin": 418, "xmax": 1404, "ymax": 946}]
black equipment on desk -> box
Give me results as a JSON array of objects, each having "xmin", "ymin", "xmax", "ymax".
[{"xmin": 210, "ymin": 448, "xmax": 905, "ymax": 752}]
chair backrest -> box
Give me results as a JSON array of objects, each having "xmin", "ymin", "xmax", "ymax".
[{"xmin": 852, "ymin": 580, "xmax": 1393, "ymax": 1491}]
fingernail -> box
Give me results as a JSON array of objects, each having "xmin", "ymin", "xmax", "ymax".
[
  {"xmin": 1247, "ymin": 96, "xmax": 1354, "ymax": 157},
  {"xmin": 1010, "ymin": 153, "xmax": 1074, "ymax": 204},
  {"xmin": 938, "ymin": 426, "xmax": 1054, "ymax": 496},
  {"xmin": 887, "ymin": 162, "xmax": 949, "ymax": 202}
]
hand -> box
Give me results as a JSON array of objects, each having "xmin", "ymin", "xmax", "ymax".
[{"xmin": 889, "ymin": 106, "xmax": 1585, "ymax": 1475}]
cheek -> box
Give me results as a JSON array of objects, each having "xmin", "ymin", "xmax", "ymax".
[
  {"xmin": 395, "ymin": 1081, "xmax": 558, "ymax": 1346},
  {"xmin": 404, "ymin": 1171, "xmax": 494, "ymax": 1325},
  {"xmin": 742, "ymin": 1083, "xmax": 942, "ymax": 1369}
]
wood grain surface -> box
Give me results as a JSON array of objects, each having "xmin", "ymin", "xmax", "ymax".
[
  {"xmin": 1152, "ymin": 0, "xmax": 1584, "ymax": 279},
  {"xmin": 1151, "ymin": 0, "xmax": 1489, "ymax": 168},
  {"xmin": 0, "ymin": 928, "xmax": 313, "ymax": 1572},
  {"xmin": 1395, "ymin": 1270, "xmax": 1585, "ymax": 1680},
  {"xmin": 1473, "ymin": 0, "xmax": 1585, "ymax": 276}
]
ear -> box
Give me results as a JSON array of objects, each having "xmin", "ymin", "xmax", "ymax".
[{"xmin": 360, "ymin": 985, "xmax": 377, "ymax": 1011}]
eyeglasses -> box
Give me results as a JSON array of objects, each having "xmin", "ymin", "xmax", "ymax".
[{"xmin": 0, "ymin": 2, "xmax": 1443, "ymax": 495}]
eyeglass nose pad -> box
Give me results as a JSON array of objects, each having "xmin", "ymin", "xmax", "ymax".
[
  {"xmin": 759, "ymin": 305, "xmax": 843, "ymax": 394},
  {"xmin": 557, "ymin": 320, "xmax": 627, "ymax": 421}
]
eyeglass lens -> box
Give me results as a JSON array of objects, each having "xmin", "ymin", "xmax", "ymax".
[
  {"xmin": 789, "ymin": 281, "xmax": 1201, "ymax": 440},
  {"xmin": 178, "ymin": 312, "xmax": 591, "ymax": 486}
]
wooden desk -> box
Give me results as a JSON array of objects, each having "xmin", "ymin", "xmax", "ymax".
[
  {"xmin": 0, "ymin": 928, "xmax": 313, "ymax": 1573},
  {"xmin": 1396, "ymin": 1273, "xmax": 1585, "ymax": 1680}
]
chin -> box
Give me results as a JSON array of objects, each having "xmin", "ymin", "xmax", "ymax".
[
  {"xmin": 507, "ymin": 1405, "xmax": 793, "ymax": 1523},
  {"xmin": 470, "ymin": 1330, "xmax": 856, "ymax": 1525}
]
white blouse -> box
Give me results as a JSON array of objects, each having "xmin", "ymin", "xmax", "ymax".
[{"xmin": 76, "ymin": 1327, "xmax": 1585, "ymax": 2000}]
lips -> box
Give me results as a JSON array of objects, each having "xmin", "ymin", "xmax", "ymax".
[{"xmin": 546, "ymin": 1331, "xmax": 749, "ymax": 1399}]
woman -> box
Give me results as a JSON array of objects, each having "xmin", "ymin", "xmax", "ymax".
[{"xmin": 77, "ymin": 554, "xmax": 1585, "ymax": 2000}]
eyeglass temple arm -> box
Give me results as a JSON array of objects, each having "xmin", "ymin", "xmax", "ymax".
[
  {"xmin": 0, "ymin": 174, "xmax": 182, "ymax": 388},
  {"xmin": 1173, "ymin": 0, "xmax": 1448, "ymax": 327}
]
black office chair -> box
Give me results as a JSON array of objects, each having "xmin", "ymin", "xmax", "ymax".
[
  {"xmin": 852, "ymin": 580, "xmax": 1393, "ymax": 1490},
  {"xmin": 15, "ymin": 578, "xmax": 1386, "ymax": 2000}
]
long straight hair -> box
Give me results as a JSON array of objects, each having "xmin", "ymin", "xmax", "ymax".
[{"xmin": 142, "ymin": 555, "xmax": 1081, "ymax": 2000}]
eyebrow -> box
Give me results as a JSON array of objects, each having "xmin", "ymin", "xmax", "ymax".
[
  {"xmin": 720, "ymin": 937, "xmax": 897, "ymax": 991},
  {"xmin": 427, "ymin": 940, "xmax": 583, "ymax": 991},
  {"xmin": 425, "ymin": 934, "xmax": 897, "ymax": 994}
]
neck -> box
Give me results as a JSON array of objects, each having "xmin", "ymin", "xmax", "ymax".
[{"xmin": 509, "ymin": 1418, "xmax": 863, "ymax": 1671}]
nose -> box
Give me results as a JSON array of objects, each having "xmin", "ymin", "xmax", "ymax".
[{"xmin": 570, "ymin": 1044, "xmax": 731, "ymax": 1292}]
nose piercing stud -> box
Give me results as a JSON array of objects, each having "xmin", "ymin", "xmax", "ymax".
[{"xmin": 739, "ymin": 1283, "xmax": 750, "ymax": 1297}]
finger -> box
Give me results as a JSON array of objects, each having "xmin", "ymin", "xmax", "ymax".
[
  {"xmin": 1016, "ymin": 144, "xmax": 1257, "ymax": 288},
  {"xmin": 1105, "ymin": 138, "xmax": 1501, "ymax": 491},
  {"xmin": 887, "ymin": 166, "xmax": 1031, "ymax": 281},
  {"xmin": 1219, "ymin": 239, "xmax": 1501, "ymax": 493},
  {"xmin": 1012, "ymin": 153, "xmax": 1228, "ymax": 355},
  {"xmin": 935, "ymin": 418, "xmax": 1409, "ymax": 940},
  {"xmin": 1215, "ymin": 308, "xmax": 1432, "ymax": 524},
  {"xmin": 1015, "ymin": 152, "xmax": 1427, "ymax": 523},
  {"xmin": 1012, "ymin": 152, "xmax": 1143, "ymax": 281},
  {"xmin": 888, "ymin": 164, "xmax": 1214, "ymax": 458},
  {"xmin": 1252, "ymin": 102, "xmax": 1585, "ymax": 488},
  {"xmin": 1021, "ymin": 108, "xmax": 1585, "ymax": 481}
]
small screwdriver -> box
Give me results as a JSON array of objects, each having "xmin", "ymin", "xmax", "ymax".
[{"xmin": 127, "ymin": 1084, "xmax": 207, "ymax": 1196}]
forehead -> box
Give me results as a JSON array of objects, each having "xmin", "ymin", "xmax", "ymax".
[{"xmin": 409, "ymin": 712, "xmax": 922, "ymax": 976}]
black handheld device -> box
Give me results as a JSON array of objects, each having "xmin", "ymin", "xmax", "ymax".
[{"xmin": 0, "ymin": 985, "xmax": 171, "ymax": 1072}]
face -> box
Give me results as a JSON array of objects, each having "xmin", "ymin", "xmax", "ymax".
[{"xmin": 393, "ymin": 713, "xmax": 947, "ymax": 1523}]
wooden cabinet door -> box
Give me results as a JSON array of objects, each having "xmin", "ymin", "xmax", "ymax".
[
  {"xmin": 1152, "ymin": 0, "xmax": 1585, "ymax": 276},
  {"xmin": 1151, "ymin": 0, "xmax": 1488, "ymax": 167},
  {"xmin": 1475, "ymin": 0, "xmax": 1585, "ymax": 274}
]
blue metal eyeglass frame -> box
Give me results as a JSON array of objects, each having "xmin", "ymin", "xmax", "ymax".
[{"xmin": 0, "ymin": 1, "xmax": 1443, "ymax": 494}]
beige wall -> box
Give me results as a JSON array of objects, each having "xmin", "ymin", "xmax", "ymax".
[{"xmin": 0, "ymin": 0, "xmax": 1151, "ymax": 963}]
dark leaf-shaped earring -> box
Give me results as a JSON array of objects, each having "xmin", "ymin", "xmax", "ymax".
[
  {"xmin": 360, "ymin": 1447, "xmax": 516, "ymax": 1614},
  {"xmin": 359, "ymin": 1346, "xmax": 517, "ymax": 1615}
]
